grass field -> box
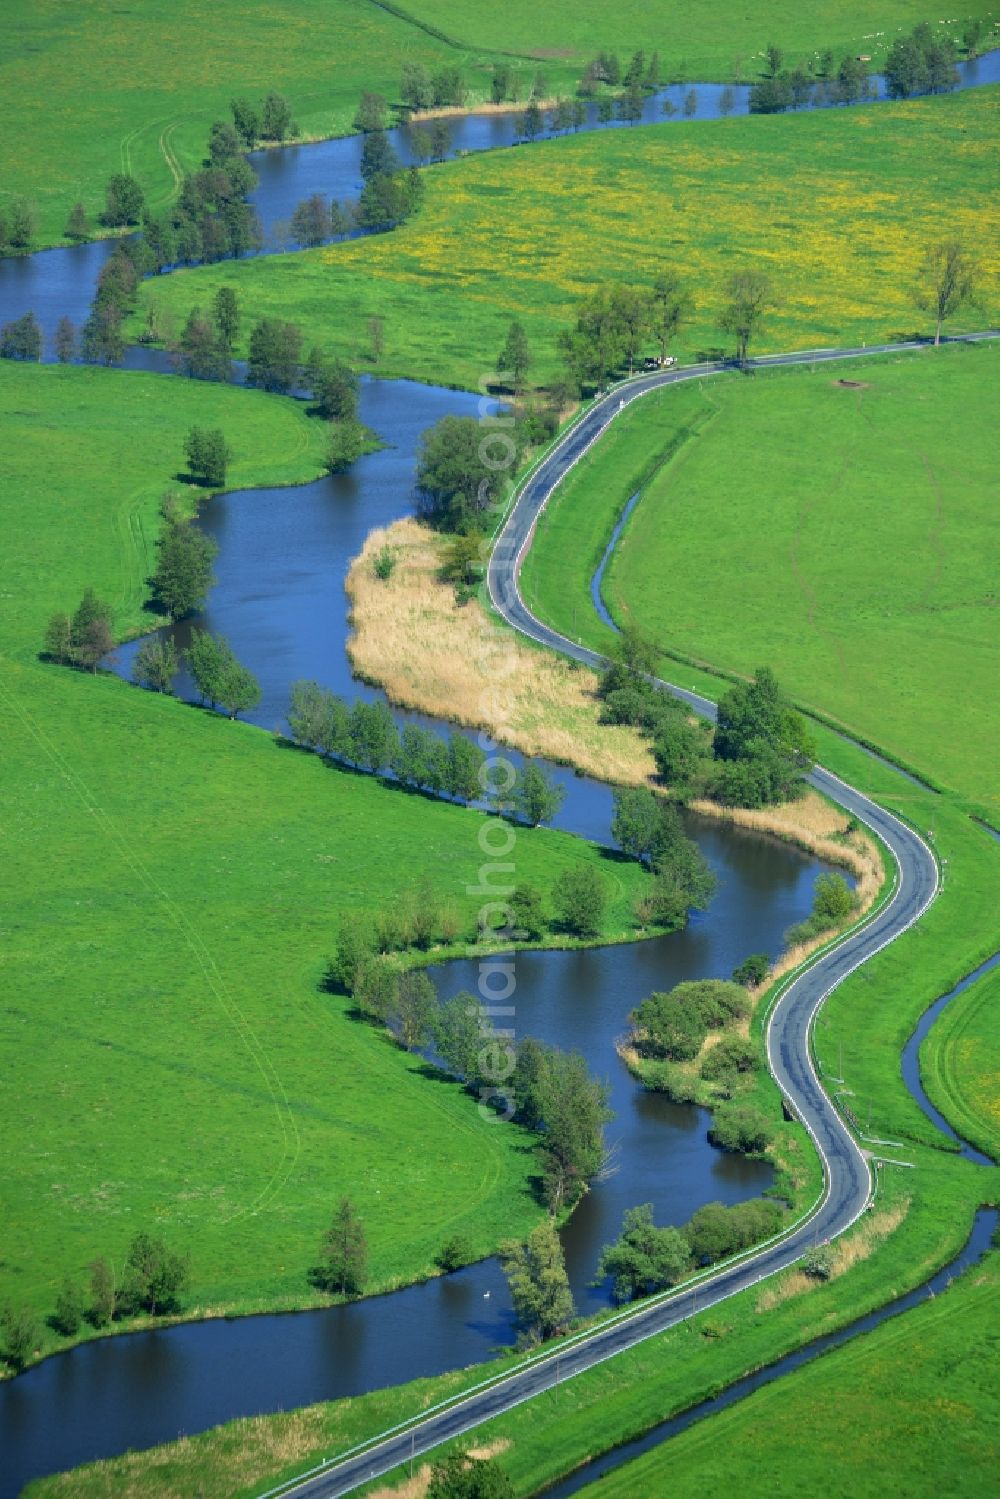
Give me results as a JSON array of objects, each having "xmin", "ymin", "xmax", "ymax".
[
  {"xmin": 0, "ymin": 361, "xmax": 651, "ymax": 1351},
  {"xmin": 531, "ymin": 344, "xmax": 999, "ymax": 807},
  {"xmin": 921, "ymin": 963, "xmax": 1000, "ymax": 1159},
  {"xmin": 30, "ymin": 1152, "xmax": 998, "ymax": 1496},
  {"xmin": 4, "ymin": 3, "xmax": 994, "ymax": 249},
  {"xmin": 134, "ymin": 89, "xmax": 1000, "ymax": 391},
  {"xmin": 403, "ymin": 1, "xmax": 993, "ymax": 79},
  {"xmin": 25, "ymin": 358, "xmax": 1000, "ymax": 1494},
  {"xmin": 579, "ymin": 1248, "xmax": 1000, "ymax": 1499}
]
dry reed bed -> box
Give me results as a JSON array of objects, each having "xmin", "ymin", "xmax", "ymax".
[
  {"xmin": 346, "ymin": 520, "xmax": 885, "ymax": 936},
  {"xmin": 346, "ymin": 519, "xmax": 655, "ymax": 785},
  {"xmin": 756, "ymin": 1198, "xmax": 911, "ymax": 1311}
]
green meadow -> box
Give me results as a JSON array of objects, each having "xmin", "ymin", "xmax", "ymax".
[
  {"xmin": 134, "ymin": 89, "xmax": 999, "ymax": 390},
  {"xmin": 4, "ymin": 1, "xmax": 994, "ymax": 248},
  {"xmin": 0, "ymin": 361, "xmax": 650, "ymax": 1347},
  {"xmin": 529, "ymin": 344, "xmax": 999, "ymax": 807},
  {"xmin": 27, "ymin": 354, "xmax": 1000, "ymax": 1496},
  {"xmin": 577, "ymin": 1248, "xmax": 1000, "ymax": 1499},
  {"xmin": 404, "ymin": 0, "xmax": 993, "ymax": 79},
  {"xmin": 921, "ymin": 963, "xmax": 1000, "ymax": 1160}
]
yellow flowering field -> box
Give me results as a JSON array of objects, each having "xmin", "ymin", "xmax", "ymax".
[{"xmin": 140, "ymin": 88, "xmax": 998, "ymax": 389}]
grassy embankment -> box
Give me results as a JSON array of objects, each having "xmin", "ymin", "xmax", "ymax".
[
  {"xmin": 133, "ymin": 88, "xmax": 999, "ymax": 389},
  {"xmin": 921, "ymin": 962, "xmax": 1000, "ymax": 1161},
  {"xmin": 4, "ymin": 2, "xmax": 994, "ymax": 249},
  {"xmin": 524, "ymin": 342, "xmax": 999, "ymax": 809},
  {"xmin": 578, "ymin": 1246, "xmax": 1000, "ymax": 1499},
  {"xmin": 0, "ymin": 361, "xmax": 652, "ymax": 1360},
  {"xmin": 28, "ymin": 1155, "xmax": 998, "ymax": 1498},
  {"xmin": 32, "ymin": 350, "xmax": 1000, "ymax": 1499}
]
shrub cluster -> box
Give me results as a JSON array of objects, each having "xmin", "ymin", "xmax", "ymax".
[
  {"xmin": 631, "ymin": 980, "xmax": 749, "ymax": 1063},
  {"xmin": 599, "ymin": 1194, "xmax": 786, "ymax": 1303},
  {"xmin": 786, "ymin": 871, "xmax": 857, "ymax": 946}
]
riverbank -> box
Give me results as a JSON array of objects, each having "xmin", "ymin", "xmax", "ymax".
[
  {"xmin": 346, "ymin": 515, "xmax": 884, "ymax": 892},
  {"xmin": 128, "ymin": 88, "xmax": 1000, "ymax": 393},
  {"xmin": 0, "ymin": 360, "xmax": 663, "ymax": 1375}
]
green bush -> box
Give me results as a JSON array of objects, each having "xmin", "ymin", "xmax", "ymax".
[
  {"xmin": 802, "ymin": 1243, "xmax": 836, "ymax": 1280},
  {"xmin": 700, "ymin": 1035, "xmax": 759, "ymax": 1083},
  {"xmin": 708, "ymin": 1102, "xmax": 774, "ymax": 1154}
]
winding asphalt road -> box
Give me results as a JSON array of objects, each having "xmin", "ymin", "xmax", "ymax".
[{"xmin": 275, "ymin": 338, "xmax": 993, "ymax": 1497}]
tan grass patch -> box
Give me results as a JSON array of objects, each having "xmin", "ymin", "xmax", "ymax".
[
  {"xmin": 755, "ymin": 1196, "xmax": 911, "ymax": 1313},
  {"xmin": 756, "ymin": 1269, "xmax": 815, "ymax": 1310},
  {"xmin": 368, "ymin": 1439, "xmax": 511, "ymax": 1499},
  {"xmin": 833, "ymin": 1197, "xmax": 909, "ymax": 1274},
  {"xmin": 346, "ymin": 519, "xmax": 655, "ymax": 786},
  {"xmin": 41, "ymin": 1406, "xmax": 332, "ymax": 1498}
]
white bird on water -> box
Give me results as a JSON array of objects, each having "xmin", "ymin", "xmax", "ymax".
[{"xmin": 483, "ymin": 1290, "xmax": 491, "ymax": 1299}]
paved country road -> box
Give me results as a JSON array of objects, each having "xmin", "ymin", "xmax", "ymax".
[{"xmin": 274, "ymin": 336, "xmax": 995, "ymax": 1498}]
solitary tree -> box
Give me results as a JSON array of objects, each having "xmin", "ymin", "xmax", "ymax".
[
  {"xmin": 188, "ymin": 630, "xmax": 257, "ymax": 716},
  {"xmin": 152, "ymin": 519, "xmax": 217, "ymax": 619},
  {"xmin": 326, "ymin": 419, "xmax": 368, "ymax": 474},
  {"xmin": 53, "ymin": 315, "xmax": 76, "ymax": 362},
  {"xmin": 552, "ymin": 864, "xmax": 607, "ymax": 936},
  {"xmin": 388, "ymin": 971, "xmax": 438, "ymax": 1050},
  {"xmin": 230, "ymin": 96, "xmax": 261, "ymax": 146},
  {"xmin": 178, "ymin": 307, "xmax": 231, "ymax": 382},
  {"xmin": 7, "ymin": 199, "xmax": 37, "ymax": 248},
  {"xmin": 1, "ymin": 1305, "xmax": 39, "ymax": 1370},
  {"xmin": 101, "ymin": 173, "xmax": 144, "ymax": 226},
  {"xmin": 51, "ymin": 1278, "xmax": 85, "ymax": 1337},
  {"xmin": 354, "ymin": 91, "xmax": 389, "ymax": 133},
  {"xmin": 132, "ymin": 636, "xmax": 182, "ymax": 693},
  {"xmin": 213, "ymin": 286, "xmax": 240, "ymax": 349},
  {"xmin": 81, "ymin": 302, "xmax": 124, "ymax": 365},
  {"xmin": 415, "ymin": 415, "xmax": 512, "ymax": 531},
  {"xmin": 0, "ymin": 312, "xmax": 42, "ymax": 361},
  {"xmin": 120, "ymin": 1231, "xmax": 189, "ymax": 1316},
  {"xmin": 520, "ymin": 100, "xmax": 543, "ymax": 142},
  {"xmin": 42, "ymin": 611, "xmax": 73, "ymax": 664},
  {"xmin": 70, "ymin": 588, "xmax": 114, "ymax": 672},
  {"xmin": 317, "ymin": 1198, "xmax": 368, "ymax": 1296},
  {"xmin": 216, "ymin": 648, "xmax": 261, "ymax": 719},
  {"xmin": 246, "ymin": 316, "xmax": 303, "ymax": 392},
  {"xmin": 427, "ymin": 1454, "xmax": 515, "ymax": 1498},
  {"xmin": 598, "ymin": 1203, "xmax": 690, "ymax": 1301},
  {"xmin": 515, "ymin": 762, "xmax": 565, "ymax": 827},
  {"xmin": 500, "ymin": 1218, "xmax": 574, "ymax": 1344},
  {"xmin": 88, "ymin": 1256, "xmax": 117, "ymax": 1326},
  {"xmin": 64, "ymin": 201, "xmax": 89, "ymax": 240},
  {"xmin": 497, "ymin": 320, "xmax": 532, "ymax": 392},
  {"xmin": 185, "ymin": 426, "xmax": 231, "ymax": 487},
  {"xmin": 646, "ymin": 272, "xmax": 690, "ymax": 363},
  {"xmin": 290, "ymin": 193, "xmax": 331, "ymax": 247},
  {"xmin": 401, "ymin": 61, "xmax": 435, "ymax": 111},
  {"xmin": 914, "ymin": 240, "xmax": 977, "ymax": 344},
  {"xmin": 718, "ymin": 269, "xmax": 774, "ymax": 366},
  {"xmin": 261, "ymin": 92, "xmax": 293, "ymax": 141}
]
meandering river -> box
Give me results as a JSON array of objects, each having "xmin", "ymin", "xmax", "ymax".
[{"xmin": 2, "ymin": 55, "xmax": 996, "ymax": 1497}]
